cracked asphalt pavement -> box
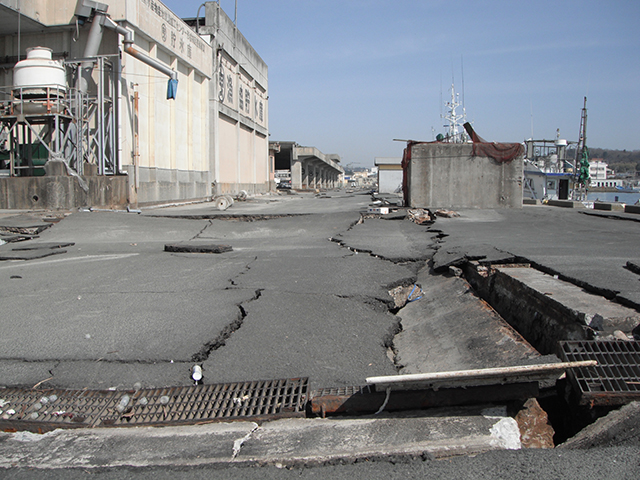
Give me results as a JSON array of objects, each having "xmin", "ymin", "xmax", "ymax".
[{"xmin": 0, "ymin": 191, "xmax": 435, "ymax": 391}]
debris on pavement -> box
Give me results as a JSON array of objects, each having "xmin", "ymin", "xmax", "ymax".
[
  {"xmin": 407, "ymin": 209, "xmax": 433, "ymax": 225},
  {"xmin": 368, "ymin": 206, "xmax": 389, "ymax": 214},
  {"xmin": 515, "ymin": 398, "xmax": 555, "ymax": 448},
  {"xmin": 164, "ymin": 243, "xmax": 233, "ymax": 254},
  {"xmin": 214, "ymin": 195, "xmax": 234, "ymax": 211},
  {"xmin": 389, "ymin": 284, "xmax": 424, "ymax": 309},
  {"xmin": 435, "ymin": 209, "xmax": 460, "ymax": 218}
]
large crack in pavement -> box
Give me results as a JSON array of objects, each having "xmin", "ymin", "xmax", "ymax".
[{"xmin": 191, "ymin": 289, "xmax": 263, "ymax": 362}]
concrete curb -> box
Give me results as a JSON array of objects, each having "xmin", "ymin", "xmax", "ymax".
[{"xmin": 0, "ymin": 409, "xmax": 522, "ymax": 469}]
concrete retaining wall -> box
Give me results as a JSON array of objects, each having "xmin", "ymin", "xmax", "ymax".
[
  {"xmin": 215, "ymin": 182, "xmax": 269, "ymax": 196},
  {"xmin": 407, "ymin": 143, "xmax": 523, "ymax": 209},
  {"xmin": 0, "ymin": 175, "xmax": 128, "ymax": 210},
  {"xmin": 124, "ymin": 166, "xmax": 211, "ymax": 206},
  {"xmin": 465, "ymin": 266, "xmax": 589, "ymax": 355}
]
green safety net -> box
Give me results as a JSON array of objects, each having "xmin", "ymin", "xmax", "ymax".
[{"xmin": 578, "ymin": 146, "xmax": 590, "ymax": 185}]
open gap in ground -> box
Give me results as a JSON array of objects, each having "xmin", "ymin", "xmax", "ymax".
[
  {"xmin": 148, "ymin": 214, "xmax": 309, "ymax": 222},
  {"xmin": 446, "ymin": 258, "xmax": 639, "ymax": 444}
]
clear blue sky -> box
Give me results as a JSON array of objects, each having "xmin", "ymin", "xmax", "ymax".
[{"xmin": 163, "ymin": 0, "xmax": 640, "ymax": 167}]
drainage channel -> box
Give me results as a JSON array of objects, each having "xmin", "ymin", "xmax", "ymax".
[
  {"xmin": 559, "ymin": 340, "xmax": 640, "ymax": 406},
  {"xmin": 0, "ymin": 378, "xmax": 308, "ymax": 434},
  {"xmin": 459, "ymin": 261, "xmax": 640, "ymax": 442}
]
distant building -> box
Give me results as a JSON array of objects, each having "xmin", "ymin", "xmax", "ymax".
[
  {"xmin": 589, "ymin": 159, "xmax": 621, "ymax": 188},
  {"xmin": 270, "ymin": 141, "xmax": 344, "ymax": 190},
  {"xmin": 374, "ymin": 157, "xmax": 402, "ymax": 194}
]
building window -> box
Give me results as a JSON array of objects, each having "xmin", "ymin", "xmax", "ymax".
[
  {"xmin": 239, "ymin": 84, "xmax": 244, "ymax": 111},
  {"xmin": 259, "ymin": 100, "xmax": 264, "ymax": 122},
  {"xmin": 245, "ymin": 90, "xmax": 250, "ymax": 114},
  {"xmin": 227, "ymin": 74, "xmax": 233, "ymax": 103}
]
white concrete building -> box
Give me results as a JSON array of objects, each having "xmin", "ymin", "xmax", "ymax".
[
  {"xmin": 0, "ymin": 0, "xmax": 269, "ymax": 208},
  {"xmin": 374, "ymin": 157, "xmax": 402, "ymax": 194},
  {"xmin": 197, "ymin": 2, "xmax": 269, "ymax": 195},
  {"xmin": 589, "ymin": 159, "xmax": 621, "ymax": 188}
]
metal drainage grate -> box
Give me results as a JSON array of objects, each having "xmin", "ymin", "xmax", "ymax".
[
  {"xmin": 311, "ymin": 385, "xmax": 374, "ymax": 398},
  {"xmin": 0, "ymin": 378, "xmax": 308, "ymax": 433},
  {"xmin": 558, "ymin": 340, "xmax": 640, "ymax": 405}
]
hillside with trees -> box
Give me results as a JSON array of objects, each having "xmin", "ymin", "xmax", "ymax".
[{"xmin": 566, "ymin": 147, "xmax": 640, "ymax": 175}]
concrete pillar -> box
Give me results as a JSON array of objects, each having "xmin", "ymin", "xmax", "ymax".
[
  {"xmin": 291, "ymin": 158, "xmax": 303, "ymax": 189},
  {"xmin": 302, "ymin": 160, "xmax": 308, "ymax": 188}
]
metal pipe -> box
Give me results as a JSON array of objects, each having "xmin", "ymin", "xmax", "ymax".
[
  {"xmin": 366, "ymin": 360, "xmax": 598, "ymax": 391},
  {"xmin": 101, "ymin": 17, "xmax": 177, "ymax": 81},
  {"xmin": 124, "ymin": 44, "xmax": 177, "ymax": 81},
  {"xmin": 78, "ymin": 13, "xmax": 105, "ymax": 92},
  {"xmin": 196, "ymin": 3, "xmax": 206, "ymax": 35}
]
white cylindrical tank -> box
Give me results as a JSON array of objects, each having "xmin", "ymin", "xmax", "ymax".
[{"xmin": 13, "ymin": 47, "xmax": 66, "ymax": 95}]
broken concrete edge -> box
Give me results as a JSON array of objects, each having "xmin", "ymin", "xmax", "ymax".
[
  {"xmin": 0, "ymin": 249, "xmax": 67, "ymax": 261},
  {"xmin": 147, "ymin": 213, "xmax": 309, "ymax": 222},
  {"xmin": 164, "ymin": 244, "xmax": 233, "ymax": 254},
  {"xmin": 580, "ymin": 210, "xmax": 640, "ymax": 223},
  {"xmin": 440, "ymin": 249, "xmax": 638, "ymax": 313},
  {"xmin": 0, "ymin": 225, "xmax": 51, "ymax": 236},
  {"xmin": 559, "ymin": 401, "xmax": 640, "ymax": 449},
  {"xmin": 10, "ymin": 242, "xmax": 75, "ymax": 251}
]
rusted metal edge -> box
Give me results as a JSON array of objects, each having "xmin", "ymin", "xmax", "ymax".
[
  {"xmin": 575, "ymin": 391, "xmax": 640, "ymax": 407},
  {"xmin": 366, "ymin": 361, "xmax": 597, "ymax": 392},
  {"xmin": 309, "ymin": 382, "xmax": 539, "ymax": 417}
]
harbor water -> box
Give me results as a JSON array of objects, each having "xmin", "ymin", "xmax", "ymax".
[{"xmin": 587, "ymin": 191, "xmax": 640, "ymax": 205}]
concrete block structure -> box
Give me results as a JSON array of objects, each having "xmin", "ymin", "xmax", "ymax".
[
  {"xmin": 404, "ymin": 142, "xmax": 524, "ymax": 209},
  {"xmin": 0, "ymin": 0, "xmax": 269, "ymax": 209},
  {"xmin": 272, "ymin": 141, "xmax": 344, "ymax": 190}
]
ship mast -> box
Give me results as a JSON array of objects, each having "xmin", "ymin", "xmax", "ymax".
[
  {"xmin": 442, "ymin": 83, "xmax": 467, "ymax": 143},
  {"xmin": 573, "ymin": 97, "xmax": 590, "ymax": 200}
]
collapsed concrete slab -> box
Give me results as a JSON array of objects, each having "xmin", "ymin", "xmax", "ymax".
[
  {"xmin": 392, "ymin": 268, "xmax": 543, "ymax": 376},
  {"xmin": 560, "ymin": 401, "xmax": 640, "ymax": 449}
]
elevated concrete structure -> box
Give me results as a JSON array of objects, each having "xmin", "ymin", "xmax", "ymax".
[{"xmin": 272, "ymin": 141, "xmax": 344, "ymax": 190}]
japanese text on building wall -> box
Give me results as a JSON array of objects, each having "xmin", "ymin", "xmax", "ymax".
[{"xmin": 140, "ymin": 0, "xmax": 207, "ymax": 58}]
